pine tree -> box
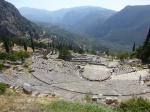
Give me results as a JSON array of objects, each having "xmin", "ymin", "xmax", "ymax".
[
  {"xmin": 10, "ymin": 37, "xmax": 14, "ymax": 46},
  {"xmin": 31, "ymin": 38, "xmax": 34, "ymax": 52},
  {"xmin": 58, "ymin": 46, "xmax": 72, "ymax": 61},
  {"xmin": 132, "ymin": 42, "xmax": 135, "ymax": 51},
  {"xmin": 23, "ymin": 40, "xmax": 27, "ymax": 51}
]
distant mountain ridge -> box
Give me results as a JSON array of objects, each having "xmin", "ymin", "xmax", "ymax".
[
  {"xmin": 19, "ymin": 5, "xmax": 150, "ymax": 48},
  {"xmin": 19, "ymin": 6, "xmax": 116, "ymax": 34},
  {"xmin": 0, "ymin": 0, "xmax": 42, "ymax": 37}
]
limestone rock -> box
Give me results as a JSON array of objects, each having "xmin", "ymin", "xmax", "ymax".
[
  {"xmin": 32, "ymin": 91, "xmax": 40, "ymax": 97},
  {"xmin": 105, "ymin": 97, "xmax": 119, "ymax": 105},
  {"xmin": 23, "ymin": 86, "xmax": 32, "ymax": 94},
  {"xmin": 29, "ymin": 69, "xmax": 35, "ymax": 73},
  {"xmin": 10, "ymin": 85, "xmax": 15, "ymax": 89},
  {"xmin": 38, "ymin": 93, "xmax": 50, "ymax": 97},
  {"xmin": 3, "ymin": 64, "xmax": 10, "ymax": 68},
  {"xmin": 92, "ymin": 95, "xmax": 97, "ymax": 102},
  {"xmin": 14, "ymin": 61, "xmax": 22, "ymax": 65},
  {"xmin": 23, "ymin": 83, "xmax": 31, "ymax": 87},
  {"xmin": 18, "ymin": 67, "xmax": 23, "ymax": 71},
  {"xmin": 98, "ymin": 94, "xmax": 103, "ymax": 99},
  {"xmin": 23, "ymin": 64, "xmax": 28, "ymax": 68}
]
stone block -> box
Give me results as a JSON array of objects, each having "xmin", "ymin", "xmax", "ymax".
[
  {"xmin": 23, "ymin": 86, "xmax": 32, "ymax": 94},
  {"xmin": 98, "ymin": 94, "xmax": 103, "ymax": 99},
  {"xmin": 92, "ymin": 95, "xmax": 97, "ymax": 102},
  {"xmin": 105, "ymin": 97, "xmax": 113, "ymax": 104},
  {"xmin": 52, "ymin": 93, "xmax": 56, "ymax": 97}
]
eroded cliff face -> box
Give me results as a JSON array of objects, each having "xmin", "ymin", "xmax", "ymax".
[{"xmin": 0, "ymin": 0, "xmax": 42, "ymax": 37}]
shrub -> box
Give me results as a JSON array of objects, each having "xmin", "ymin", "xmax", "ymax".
[
  {"xmin": 78, "ymin": 48, "xmax": 85, "ymax": 54},
  {"xmin": 9, "ymin": 51, "xmax": 30, "ymax": 61},
  {"xmin": 9, "ymin": 52, "xmax": 19, "ymax": 61},
  {"xmin": 90, "ymin": 50, "xmax": 97, "ymax": 55},
  {"xmin": 117, "ymin": 52, "xmax": 128, "ymax": 60},
  {"xmin": 0, "ymin": 62, "xmax": 4, "ymax": 70},
  {"xmin": 116, "ymin": 96, "xmax": 150, "ymax": 112},
  {"xmin": 42, "ymin": 56, "xmax": 48, "ymax": 60},
  {"xmin": 18, "ymin": 51, "xmax": 30, "ymax": 59},
  {"xmin": 0, "ymin": 51, "xmax": 30, "ymax": 61},
  {"xmin": 130, "ymin": 51, "xmax": 137, "ymax": 59},
  {"xmin": 0, "ymin": 82, "xmax": 9, "ymax": 95},
  {"xmin": 0, "ymin": 51, "xmax": 8, "ymax": 60}
]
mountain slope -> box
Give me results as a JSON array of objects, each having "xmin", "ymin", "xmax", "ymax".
[
  {"xmin": 19, "ymin": 6, "xmax": 116, "ymax": 34},
  {"xmin": 34, "ymin": 21, "xmax": 109, "ymax": 51},
  {"xmin": 0, "ymin": 0, "xmax": 42, "ymax": 37},
  {"xmin": 19, "ymin": 7, "xmax": 53, "ymax": 23},
  {"xmin": 94, "ymin": 5, "xmax": 150, "ymax": 45},
  {"xmin": 60, "ymin": 7, "xmax": 116, "ymax": 34}
]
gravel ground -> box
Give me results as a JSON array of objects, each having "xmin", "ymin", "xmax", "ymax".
[{"xmin": 82, "ymin": 64, "xmax": 111, "ymax": 80}]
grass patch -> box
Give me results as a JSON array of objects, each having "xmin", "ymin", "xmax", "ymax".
[
  {"xmin": 20, "ymin": 59, "xmax": 32, "ymax": 74},
  {"xmin": 0, "ymin": 82, "xmax": 9, "ymax": 95},
  {"xmin": 84, "ymin": 91, "xmax": 92, "ymax": 103},
  {"xmin": 24, "ymin": 59, "xmax": 32, "ymax": 66},
  {"xmin": 0, "ymin": 61, "xmax": 4, "ymax": 72},
  {"xmin": 0, "ymin": 96, "xmax": 44, "ymax": 112},
  {"xmin": 44, "ymin": 100, "xmax": 115, "ymax": 112},
  {"xmin": 0, "ymin": 88, "xmax": 55, "ymax": 112}
]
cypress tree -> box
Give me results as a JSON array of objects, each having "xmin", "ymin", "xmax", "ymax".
[
  {"xmin": 136, "ymin": 29, "xmax": 150, "ymax": 63},
  {"xmin": 48, "ymin": 42, "xmax": 50, "ymax": 48},
  {"xmin": 4, "ymin": 38, "xmax": 10, "ymax": 53},
  {"xmin": 52, "ymin": 43, "xmax": 55, "ymax": 48},
  {"xmin": 23, "ymin": 40, "xmax": 27, "ymax": 51},
  {"xmin": 144, "ymin": 28, "xmax": 150, "ymax": 46},
  {"xmin": 49, "ymin": 43, "xmax": 52, "ymax": 48},
  {"xmin": 10, "ymin": 37, "xmax": 14, "ymax": 46},
  {"xmin": 69, "ymin": 44, "xmax": 73, "ymax": 50},
  {"xmin": 31, "ymin": 38, "xmax": 34, "ymax": 52},
  {"xmin": 59, "ymin": 44, "xmax": 62, "ymax": 50},
  {"xmin": 132, "ymin": 42, "xmax": 135, "ymax": 51}
]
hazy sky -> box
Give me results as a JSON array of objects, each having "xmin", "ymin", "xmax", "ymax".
[{"xmin": 6, "ymin": 0, "xmax": 150, "ymax": 11}]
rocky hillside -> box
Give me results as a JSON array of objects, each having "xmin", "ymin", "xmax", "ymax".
[{"xmin": 0, "ymin": 0, "xmax": 42, "ymax": 37}]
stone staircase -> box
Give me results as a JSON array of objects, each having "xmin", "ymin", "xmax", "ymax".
[{"xmin": 62, "ymin": 61, "xmax": 78, "ymax": 71}]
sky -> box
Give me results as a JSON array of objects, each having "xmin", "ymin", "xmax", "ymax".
[{"xmin": 5, "ymin": 0, "xmax": 150, "ymax": 11}]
